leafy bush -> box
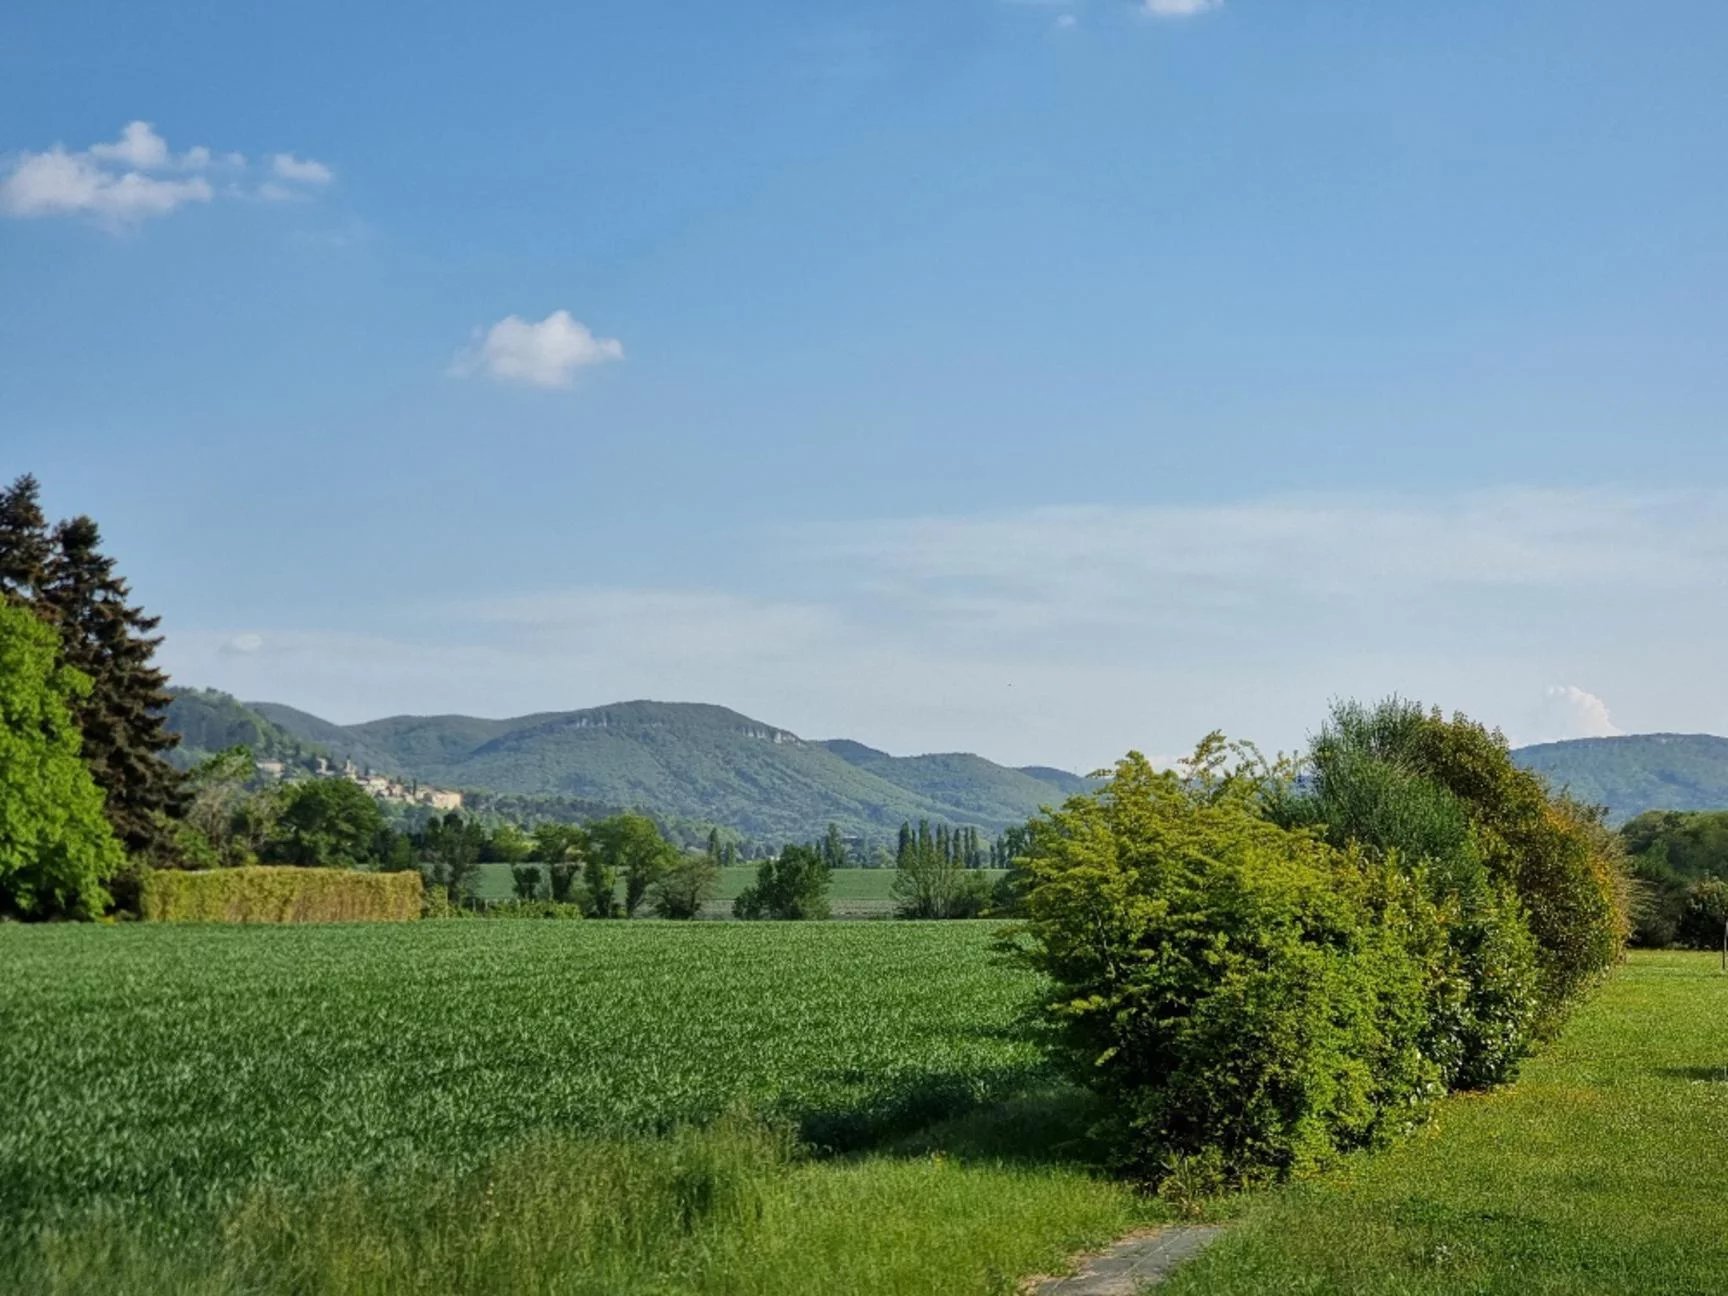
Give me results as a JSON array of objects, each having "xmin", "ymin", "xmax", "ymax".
[
  {"xmin": 1017, "ymin": 752, "xmax": 1443, "ymax": 1186},
  {"xmin": 141, "ymin": 867, "xmax": 422, "ymax": 923},
  {"xmin": 653, "ymin": 852, "xmax": 719, "ymax": 919},
  {"xmin": 1279, "ymin": 701, "xmax": 1546, "ymax": 1088},
  {"xmin": 1294, "ymin": 700, "xmax": 1624, "ymax": 1027},
  {"xmin": 510, "ymin": 864, "xmax": 543, "ymax": 900},
  {"xmin": 1016, "ymin": 701, "xmax": 1628, "ymax": 1190}
]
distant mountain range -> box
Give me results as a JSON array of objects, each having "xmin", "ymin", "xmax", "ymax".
[
  {"xmin": 166, "ymin": 692, "xmax": 1095, "ymax": 842},
  {"xmin": 166, "ymin": 691, "xmax": 1728, "ymax": 838},
  {"xmin": 1511, "ymin": 733, "xmax": 1728, "ymax": 824}
]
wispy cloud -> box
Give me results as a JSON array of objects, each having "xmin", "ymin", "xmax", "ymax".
[
  {"xmin": 1142, "ymin": 0, "xmax": 1223, "ymax": 17},
  {"xmin": 1, "ymin": 121, "xmax": 333, "ymax": 228},
  {"xmin": 451, "ymin": 310, "xmax": 625, "ymax": 389},
  {"xmin": 162, "ymin": 487, "xmax": 1728, "ymax": 769}
]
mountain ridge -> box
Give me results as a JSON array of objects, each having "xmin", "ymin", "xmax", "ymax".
[{"xmin": 178, "ymin": 695, "xmax": 1089, "ymax": 842}]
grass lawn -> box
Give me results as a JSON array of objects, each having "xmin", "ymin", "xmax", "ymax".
[{"xmin": 1164, "ymin": 949, "xmax": 1728, "ymax": 1295}]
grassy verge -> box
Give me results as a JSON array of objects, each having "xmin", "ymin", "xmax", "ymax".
[{"xmin": 1162, "ymin": 950, "xmax": 1728, "ymax": 1295}]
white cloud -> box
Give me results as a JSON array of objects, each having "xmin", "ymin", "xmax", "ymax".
[
  {"xmin": 1, "ymin": 122, "xmax": 330, "ymax": 227},
  {"xmin": 1531, "ymin": 686, "xmax": 1622, "ymax": 745},
  {"xmin": 88, "ymin": 121, "xmax": 171, "ymax": 169},
  {"xmin": 271, "ymin": 152, "xmax": 333, "ymax": 185},
  {"xmin": 0, "ymin": 148, "xmax": 212, "ymax": 222},
  {"xmin": 1143, "ymin": 0, "xmax": 1222, "ymax": 16},
  {"xmin": 1055, "ymin": 14, "xmax": 1079, "ymax": 29},
  {"xmin": 452, "ymin": 311, "xmax": 625, "ymax": 389},
  {"xmin": 221, "ymin": 633, "xmax": 265, "ymax": 655}
]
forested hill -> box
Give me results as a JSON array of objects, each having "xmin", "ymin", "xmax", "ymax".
[
  {"xmin": 1513, "ymin": 733, "xmax": 1728, "ymax": 824},
  {"xmin": 183, "ymin": 697, "xmax": 1087, "ymax": 841},
  {"xmin": 165, "ymin": 689, "xmax": 326, "ymax": 771}
]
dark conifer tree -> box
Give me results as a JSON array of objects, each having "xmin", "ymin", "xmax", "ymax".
[
  {"xmin": 0, "ymin": 474, "xmax": 52, "ymax": 605},
  {"xmin": 41, "ymin": 516, "xmax": 185, "ymax": 857},
  {"xmin": 897, "ymin": 821, "xmax": 913, "ymax": 867}
]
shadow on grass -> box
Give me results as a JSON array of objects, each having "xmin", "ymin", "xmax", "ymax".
[
  {"xmin": 1657, "ymin": 1065, "xmax": 1728, "ymax": 1083},
  {"xmin": 796, "ymin": 1065, "xmax": 1112, "ymax": 1171}
]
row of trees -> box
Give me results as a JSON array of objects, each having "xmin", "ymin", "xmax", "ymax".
[
  {"xmin": 0, "ymin": 476, "xmax": 186, "ymax": 918},
  {"xmin": 1016, "ymin": 700, "xmax": 1627, "ymax": 1191}
]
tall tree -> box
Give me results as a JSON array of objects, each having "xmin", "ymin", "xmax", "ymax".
[
  {"xmin": 40, "ymin": 515, "xmax": 184, "ymax": 857},
  {"xmin": 0, "ymin": 602, "xmax": 126, "ymax": 918},
  {"xmin": 0, "ymin": 474, "xmax": 52, "ymax": 605}
]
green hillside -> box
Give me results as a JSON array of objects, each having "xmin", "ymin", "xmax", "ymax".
[
  {"xmin": 1514, "ymin": 733, "xmax": 1728, "ymax": 823},
  {"xmin": 164, "ymin": 689, "xmax": 326, "ymax": 772},
  {"xmin": 213, "ymin": 698, "xmax": 1086, "ymax": 842}
]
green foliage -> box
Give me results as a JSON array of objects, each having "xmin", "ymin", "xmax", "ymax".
[
  {"xmin": 0, "ymin": 602, "xmax": 126, "ymax": 919},
  {"xmin": 1016, "ymin": 751, "xmax": 1443, "ymax": 1186},
  {"xmin": 510, "ymin": 864, "xmax": 543, "ymax": 900},
  {"xmin": 893, "ymin": 818, "xmax": 991, "ymax": 918},
  {"xmin": 1618, "ymin": 809, "xmax": 1728, "ymax": 947},
  {"xmin": 139, "ymin": 866, "xmax": 422, "ymax": 923},
  {"xmin": 1305, "ymin": 699, "xmax": 1625, "ymax": 1024},
  {"xmin": 1675, "ymin": 878, "xmax": 1728, "ymax": 951},
  {"xmin": 262, "ymin": 778, "xmax": 388, "ymax": 868},
  {"xmin": 588, "ymin": 812, "xmax": 681, "ymax": 917},
  {"xmin": 654, "ymin": 851, "xmax": 720, "ymax": 919},
  {"xmin": 1282, "ymin": 700, "xmax": 1546, "ymax": 1088},
  {"xmin": 734, "ymin": 844, "xmax": 831, "ymax": 920},
  {"xmin": 38, "ymin": 512, "xmax": 186, "ymax": 859}
]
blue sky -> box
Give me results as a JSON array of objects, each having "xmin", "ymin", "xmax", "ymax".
[{"xmin": 6, "ymin": 0, "xmax": 1728, "ymax": 770}]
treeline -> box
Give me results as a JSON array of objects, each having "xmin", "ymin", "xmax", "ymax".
[{"xmin": 1621, "ymin": 809, "xmax": 1728, "ymax": 949}]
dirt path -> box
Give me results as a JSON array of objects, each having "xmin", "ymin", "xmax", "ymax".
[{"xmin": 1026, "ymin": 1225, "xmax": 1224, "ymax": 1296}]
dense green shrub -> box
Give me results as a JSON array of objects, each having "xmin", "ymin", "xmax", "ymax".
[
  {"xmin": 141, "ymin": 866, "xmax": 422, "ymax": 923},
  {"xmin": 1294, "ymin": 700, "xmax": 1624, "ymax": 1026},
  {"xmin": 1017, "ymin": 701, "xmax": 1628, "ymax": 1189},
  {"xmin": 1017, "ymin": 752, "xmax": 1444, "ymax": 1186},
  {"xmin": 1279, "ymin": 701, "xmax": 1546, "ymax": 1088}
]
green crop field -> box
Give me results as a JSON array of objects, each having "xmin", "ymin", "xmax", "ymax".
[
  {"xmin": 8, "ymin": 925, "xmax": 1724, "ymax": 1295},
  {"xmin": 472, "ymin": 863, "xmax": 1006, "ymax": 918},
  {"xmin": 0, "ymin": 920, "xmax": 1148, "ymax": 1294}
]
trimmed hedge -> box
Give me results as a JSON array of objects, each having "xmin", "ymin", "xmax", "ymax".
[{"xmin": 141, "ymin": 867, "xmax": 422, "ymax": 924}]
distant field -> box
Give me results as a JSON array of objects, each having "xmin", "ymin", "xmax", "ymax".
[
  {"xmin": 473, "ymin": 862, "xmax": 1007, "ymax": 917},
  {"xmin": 0, "ymin": 920, "xmax": 1143, "ymax": 1294}
]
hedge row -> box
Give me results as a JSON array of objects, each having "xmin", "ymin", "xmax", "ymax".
[{"xmin": 141, "ymin": 867, "xmax": 423, "ymax": 924}]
